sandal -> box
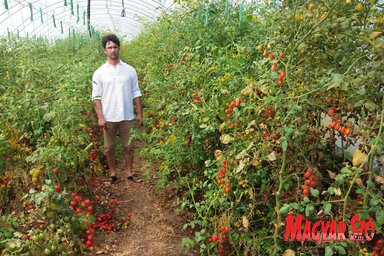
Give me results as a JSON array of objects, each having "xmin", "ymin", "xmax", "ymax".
[
  {"xmin": 127, "ymin": 173, "xmax": 142, "ymax": 183},
  {"xmin": 105, "ymin": 175, "xmax": 118, "ymax": 184}
]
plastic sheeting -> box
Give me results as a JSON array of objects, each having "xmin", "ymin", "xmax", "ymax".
[{"xmin": 0, "ymin": 0, "xmax": 175, "ymax": 40}]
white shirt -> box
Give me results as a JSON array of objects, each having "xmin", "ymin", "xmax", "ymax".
[{"xmin": 92, "ymin": 60, "xmax": 142, "ymax": 122}]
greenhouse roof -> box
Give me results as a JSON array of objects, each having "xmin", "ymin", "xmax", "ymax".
[{"xmin": 0, "ymin": 0, "xmax": 175, "ymax": 40}]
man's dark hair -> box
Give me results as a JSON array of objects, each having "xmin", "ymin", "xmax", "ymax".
[{"xmin": 102, "ymin": 34, "xmax": 120, "ymax": 49}]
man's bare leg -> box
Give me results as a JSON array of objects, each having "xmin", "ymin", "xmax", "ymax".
[
  {"xmin": 107, "ymin": 152, "xmax": 117, "ymax": 177},
  {"xmin": 125, "ymin": 154, "xmax": 134, "ymax": 177}
]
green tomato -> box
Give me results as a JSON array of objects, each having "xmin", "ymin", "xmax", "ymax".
[
  {"xmin": 44, "ymin": 248, "xmax": 51, "ymax": 255},
  {"xmin": 50, "ymin": 245, "xmax": 57, "ymax": 251}
]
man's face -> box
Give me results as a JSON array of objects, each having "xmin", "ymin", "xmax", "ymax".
[{"xmin": 104, "ymin": 41, "xmax": 119, "ymax": 60}]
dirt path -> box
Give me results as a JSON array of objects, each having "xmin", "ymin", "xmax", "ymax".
[{"xmin": 92, "ymin": 157, "xmax": 194, "ymax": 256}]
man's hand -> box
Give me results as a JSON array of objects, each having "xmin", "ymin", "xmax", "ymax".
[
  {"xmin": 133, "ymin": 97, "xmax": 143, "ymax": 128},
  {"xmin": 93, "ymin": 99, "xmax": 108, "ymax": 128},
  {"xmin": 136, "ymin": 113, "xmax": 143, "ymax": 128},
  {"xmin": 98, "ymin": 117, "xmax": 109, "ymax": 128}
]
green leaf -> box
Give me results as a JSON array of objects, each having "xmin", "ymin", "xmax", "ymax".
[
  {"xmin": 336, "ymin": 245, "xmax": 346, "ymax": 255},
  {"xmin": 305, "ymin": 204, "xmax": 314, "ymax": 217},
  {"xmin": 28, "ymin": 188, "xmax": 36, "ymax": 194},
  {"xmin": 292, "ymin": 203, "xmax": 299, "ymax": 210},
  {"xmin": 181, "ymin": 237, "xmax": 195, "ymax": 249},
  {"xmin": 364, "ymin": 100, "xmax": 377, "ymax": 112},
  {"xmin": 328, "ymin": 187, "xmax": 335, "ymax": 195},
  {"xmin": 310, "ymin": 188, "xmax": 319, "ymax": 197},
  {"xmin": 283, "ymin": 182, "xmax": 291, "ymax": 191},
  {"xmin": 325, "ymin": 246, "xmax": 333, "ymax": 256},
  {"xmin": 340, "ymin": 167, "xmax": 352, "ymax": 175},
  {"xmin": 279, "ymin": 204, "xmax": 292, "ymax": 214},
  {"xmin": 282, "ymin": 139, "xmax": 288, "ymax": 152},
  {"xmin": 331, "ymin": 73, "xmax": 344, "ymax": 83},
  {"xmin": 376, "ymin": 209, "xmax": 384, "ymax": 225},
  {"xmin": 370, "ymin": 197, "xmax": 379, "ymax": 207},
  {"xmin": 367, "ymin": 180, "xmax": 376, "ymax": 190},
  {"xmin": 335, "ymin": 174, "xmax": 344, "ymax": 185},
  {"xmin": 334, "ymin": 188, "xmax": 342, "ymax": 196},
  {"xmin": 324, "ymin": 202, "xmax": 332, "ymax": 214}
]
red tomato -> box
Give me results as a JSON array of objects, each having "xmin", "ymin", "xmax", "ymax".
[
  {"xmin": 263, "ymin": 50, "xmax": 268, "ymax": 58},
  {"xmin": 327, "ymin": 107, "xmax": 335, "ymax": 117},
  {"xmin": 344, "ymin": 128, "xmax": 351, "ymax": 136}
]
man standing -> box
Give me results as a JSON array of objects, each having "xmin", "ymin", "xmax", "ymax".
[{"xmin": 92, "ymin": 34, "xmax": 142, "ymax": 184}]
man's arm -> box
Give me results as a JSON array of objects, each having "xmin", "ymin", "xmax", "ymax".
[
  {"xmin": 94, "ymin": 99, "xmax": 108, "ymax": 128},
  {"xmin": 134, "ymin": 97, "xmax": 142, "ymax": 127}
]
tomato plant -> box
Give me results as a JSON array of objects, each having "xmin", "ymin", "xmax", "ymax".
[{"xmin": 125, "ymin": 0, "xmax": 384, "ymax": 255}]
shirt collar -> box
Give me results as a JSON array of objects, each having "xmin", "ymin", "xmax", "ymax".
[{"xmin": 105, "ymin": 60, "xmax": 122, "ymax": 67}]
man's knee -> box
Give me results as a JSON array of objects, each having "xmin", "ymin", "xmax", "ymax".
[{"xmin": 123, "ymin": 145, "xmax": 134, "ymax": 155}]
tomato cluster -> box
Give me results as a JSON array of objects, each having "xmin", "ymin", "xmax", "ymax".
[
  {"xmin": 0, "ymin": 176, "xmax": 9, "ymax": 189},
  {"xmin": 277, "ymin": 70, "xmax": 286, "ymax": 88},
  {"xmin": 192, "ymin": 89, "xmax": 204, "ymax": 103},
  {"xmin": 88, "ymin": 173, "xmax": 105, "ymax": 188},
  {"xmin": 85, "ymin": 232, "xmax": 94, "ymax": 248},
  {"xmin": 263, "ymin": 106, "xmax": 276, "ymax": 120},
  {"xmin": 94, "ymin": 212, "xmax": 116, "ymax": 231},
  {"xmin": 87, "ymin": 127, "xmax": 100, "ymax": 149},
  {"xmin": 327, "ymin": 108, "xmax": 352, "ymax": 136},
  {"xmin": 123, "ymin": 213, "xmax": 133, "ymax": 228},
  {"xmin": 69, "ymin": 192, "xmax": 94, "ymax": 214},
  {"xmin": 208, "ymin": 225, "xmax": 233, "ymax": 256},
  {"xmin": 215, "ymin": 160, "xmax": 231, "ymax": 194},
  {"xmin": 30, "ymin": 168, "xmax": 42, "ymax": 184},
  {"xmin": 225, "ymin": 98, "xmax": 244, "ymax": 128},
  {"xmin": 87, "ymin": 150, "xmax": 97, "ymax": 160},
  {"xmin": 262, "ymin": 47, "xmax": 286, "ymax": 87},
  {"xmin": 301, "ymin": 168, "xmax": 316, "ymax": 197}
]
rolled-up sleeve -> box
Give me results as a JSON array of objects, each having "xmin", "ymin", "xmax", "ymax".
[
  {"xmin": 92, "ymin": 70, "xmax": 102, "ymax": 101},
  {"xmin": 131, "ymin": 69, "xmax": 142, "ymax": 99}
]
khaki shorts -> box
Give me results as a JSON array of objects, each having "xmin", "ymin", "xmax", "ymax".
[{"xmin": 103, "ymin": 120, "xmax": 136, "ymax": 156}]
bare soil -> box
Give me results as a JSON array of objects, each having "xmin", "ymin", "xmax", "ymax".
[{"xmin": 91, "ymin": 157, "xmax": 195, "ymax": 256}]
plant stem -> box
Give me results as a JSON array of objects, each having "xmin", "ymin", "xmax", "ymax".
[
  {"xmin": 272, "ymin": 146, "xmax": 287, "ymax": 256},
  {"xmin": 363, "ymin": 95, "xmax": 384, "ymax": 211},
  {"xmin": 342, "ymin": 95, "xmax": 384, "ymax": 220}
]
